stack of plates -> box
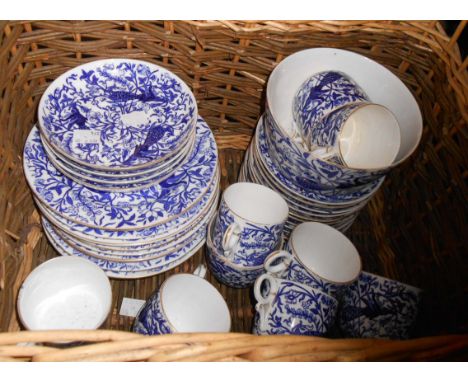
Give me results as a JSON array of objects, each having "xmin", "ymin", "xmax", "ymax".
[
  {"xmin": 239, "ymin": 116, "xmax": 383, "ymax": 236},
  {"xmin": 23, "ymin": 59, "xmax": 220, "ymax": 278}
]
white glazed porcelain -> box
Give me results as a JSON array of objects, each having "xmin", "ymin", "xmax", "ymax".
[
  {"xmin": 265, "ymin": 222, "xmax": 361, "ymax": 296},
  {"xmin": 267, "ymin": 48, "xmax": 422, "ymax": 168},
  {"xmin": 17, "ymin": 256, "xmax": 112, "ymax": 330}
]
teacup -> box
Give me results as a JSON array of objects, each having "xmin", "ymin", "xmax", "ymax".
[
  {"xmin": 339, "ymin": 271, "xmax": 422, "ymax": 339},
  {"xmin": 308, "ymin": 103, "xmax": 401, "ymax": 170},
  {"xmin": 206, "ymin": 216, "xmax": 264, "ymax": 288},
  {"xmin": 293, "ymin": 70, "xmax": 368, "ymax": 142},
  {"xmin": 18, "ymin": 256, "xmax": 112, "ymax": 330},
  {"xmin": 264, "ymin": 222, "xmax": 361, "ymax": 297},
  {"xmin": 133, "ymin": 266, "xmax": 231, "ymax": 335},
  {"xmin": 253, "ymin": 273, "xmax": 338, "ymax": 336},
  {"xmin": 212, "ymin": 182, "xmax": 288, "ymax": 267}
]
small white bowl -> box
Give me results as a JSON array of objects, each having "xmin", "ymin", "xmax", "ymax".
[{"xmin": 18, "ymin": 256, "xmax": 112, "ymax": 330}]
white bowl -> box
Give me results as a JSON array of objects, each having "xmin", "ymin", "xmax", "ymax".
[
  {"xmin": 18, "ymin": 256, "xmax": 112, "ymax": 330},
  {"xmin": 267, "ymin": 48, "xmax": 423, "ymax": 168}
]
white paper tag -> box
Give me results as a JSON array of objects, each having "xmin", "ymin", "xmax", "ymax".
[
  {"xmin": 73, "ymin": 130, "xmax": 101, "ymax": 145},
  {"xmin": 119, "ymin": 297, "xmax": 146, "ymax": 318}
]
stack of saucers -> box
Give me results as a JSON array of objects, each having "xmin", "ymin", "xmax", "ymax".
[
  {"xmin": 23, "ymin": 59, "xmax": 220, "ymax": 278},
  {"xmin": 240, "ymin": 48, "xmax": 422, "ymax": 237}
]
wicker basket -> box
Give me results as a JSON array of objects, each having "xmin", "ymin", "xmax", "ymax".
[{"xmin": 0, "ymin": 20, "xmax": 466, "ymax": 362}]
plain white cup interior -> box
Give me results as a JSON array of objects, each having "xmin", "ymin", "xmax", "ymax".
[
  {"xmin": 18, "ymin": 256, "xmax": 112, "ymax": 330},
  {"xmin": 161, "ymin": 274, "xmax": 231, "ymax": 333},
  {"xmin": 291, "ymin": 222, "xmax": 361, "ymax": 283},
  {"xmin": 267, "ymin": 48, "xmax": 422, "ymax": 166},
  {"xmin": 223, "ymin": 182, "xmax": 289, "ymax": 225},
  {"xmin": 339, "ymin": 104, "xmax": 401, "ymax": 169}
]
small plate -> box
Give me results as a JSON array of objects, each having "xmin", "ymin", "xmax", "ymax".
[{"xmin": 38, "ymin": 59, "xmax": 197, "ymax": 170}]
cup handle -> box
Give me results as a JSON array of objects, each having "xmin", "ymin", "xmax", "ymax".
[
  {"xmin": 192, "ymin": 264, "xmax": 207, "ymax": 279},
  {"xmin": 264, "ymin": 250, "xmax": 292, "ymax": 277},
  {"xmin": 222, "ymin": 222, "xmax": 242, "ymax": 258},
  {"xmin": 254, "ymin": 274, "xmax": 278, "ymax": 332}
]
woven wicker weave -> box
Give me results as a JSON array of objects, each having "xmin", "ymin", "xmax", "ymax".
[{"xmin": 0, "ymin": 20, "xmax": 466, "ymax": 361}]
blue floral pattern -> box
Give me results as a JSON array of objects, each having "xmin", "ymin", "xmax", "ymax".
[
  {"xmin": 339, "ymin": 272, "xmax": 422, "ymax": 339},
  {"xmin": 263, "ymin": 110, "xmax": 387, "ymax": 191},
  {"xmin": 133, "ymin": 290, "xmax": 173, "ymax": 335},
  {"xmin": 254, "ymin": 280, "xmax": 338, "ymax": 336},
  {"xmin": 33, "ymin": 171, "xmax": 219, "ymax": 243},
  {"xmin": 23, "ymin": 117, "xmax": 218, "ymax": 230},
  {"xmin": 42, "ymin": 130, "xmax": 195, "ymax": 192},
  {"xmin": 259, "ymin": 115, "xmax": 385, "ymax": 203},
  {"xmin": 42, "ymin": 216, "xmax": 209, "ymax": 278},
  {"xmin": 205, "ymin": 242, "xmax": 264, "ymax": 289},
  {"xmin": 293, "ymin": 71, "xmax": 368, "ymax": 142},
  {"xmin": 212, "ymin": 200, "xmax": 284, "ymax": 267},
  {"xmin": 39, "ymin": 59, "xmax": 196, "ymax": 168}
]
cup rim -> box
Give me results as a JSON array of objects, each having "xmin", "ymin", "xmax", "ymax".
[
  {"xmin": 289, "ymin": 222, "xmax": 362, "ymax": 285},
  {"xmin": 159, "ymin": 273, "xmax": 232, "ymax": 333},
  {"xmin": 333, "ymin": 103, "xmax": 402, "ymax": 171},
  {"xmin": 221, "ymin": 182, "xmax": 289, "ymax": 226}
]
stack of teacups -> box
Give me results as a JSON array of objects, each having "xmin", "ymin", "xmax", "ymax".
[
  {"xmin": 205, "ymin": 182, "xmax": 289, "ymax": 288},
  {"xmin": 240, "ymin": 48, "xmax": 422, "ymax": 237},
  {"xmin": 252, "ymin": 222, "xmax": 361, "ymax": 336}
]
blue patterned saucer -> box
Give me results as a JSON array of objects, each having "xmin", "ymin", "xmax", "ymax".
[
  {"xmin": 46, "ymin": 199, "xmax": 217, "ymax": 261},
  {"xmin": 38, "ymin": 59, "xmax": 197, "ymax": 170},
  {"xmin": 43, "ymin": 216, "xmax": 208, "ymax": 279},
  {"xmin": 24, "ymin": 116, "xmax": 218, "ymax": 230},
  {"xmin": 32, "ymin": 169, "xmax": 219, "ymax": 245},
  {"xmin": 41, "ymin": 128, "xmax": 195, "ymax": 184}
]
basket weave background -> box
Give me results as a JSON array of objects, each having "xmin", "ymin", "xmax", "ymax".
[{"xmin": 0, "ymin": 20, "xmax": 466, "ymax": 361}]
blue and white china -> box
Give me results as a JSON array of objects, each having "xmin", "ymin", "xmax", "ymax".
[
  {"xmin": 38, "ymin": 59, "xmax": 197, "ymax": 170},
  {"xmin": 133, "ymin": 272, "xmax": 231, "ymax": 335},
  {"xmin": 43, "ymin": 216, "xmax": 209, "ymax": 279},
  {"xmin": 206, "ymin": 217, "xmax": 264, "ymax": 288},
  {"xmin": 256, "ymin": 117, "xmax": 385, "ymax": 205},
  {"xmin": 267, "ymin": 48, "xmax": 422, "ymax": 171},
  {"xmin": 264, "ymin": 222, "xmax": 361, "ymax": 297},
  {"xmin": 263, "ymin": 110, "xmax": 387, "ymax": 190},
  {"xmin": 24, "ymin": 116, "xmax": 218, "ymax": 230},
  {"xmin": 40, "ymin": 126, "xmax": 196, "ymax": 180},
  {"xmin": 18, "ymin": 256, "xmax": 112, "ymax": 330},
  {"xmin": 33, "ymin": 170, "xmax": 219, "ymax": 245},
  {"xmin": 212, "ymin": 182, "xmax": 288, "ymax": 267},
  {"xmin": 41, "ymin": 130, "xmax": 195, "ymax": 192},
  {"xmin": 308, "ymin": 103, "xmax": 401, "ymax": 170},
  {"xmin": 44, "ymin": 196, "xmax": 217, "ymax": 262},
  {"xmin": 253, "ymin": 273, "xmax": 338, "ymax": 336},
  {"xmin": 339, "ymin": 271, "xmax": 422, "ymax": 339},
  {"xmin": 293, "ymin": 70, "xmax": 368, "ymax": 143}
]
